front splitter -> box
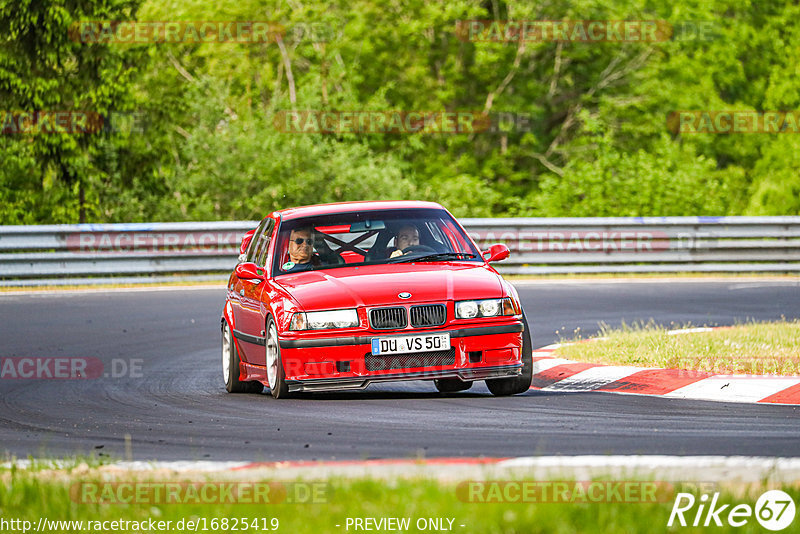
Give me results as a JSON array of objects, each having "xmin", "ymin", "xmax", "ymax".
[{"xmin": 286, "ymin": 363, "xmax": 522, "ymax": 392}]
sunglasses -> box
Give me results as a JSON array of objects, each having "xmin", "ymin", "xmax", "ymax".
[{"xmin": 291, "ymin": 237, "xmax": 313, "ymax": 245}]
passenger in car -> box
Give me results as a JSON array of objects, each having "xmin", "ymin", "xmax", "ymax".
[{"xmin": 389, "ymin": 224, "xmax": 420, "ymax": 258}]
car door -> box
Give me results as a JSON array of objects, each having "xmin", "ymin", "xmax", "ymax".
[
  {"xmin": 234, "ymin": 218, "xmax": 275, "ymax": 366},
  {"xmin": 229, "ymin": 218, "xmax": 266, "ymax": 331}
]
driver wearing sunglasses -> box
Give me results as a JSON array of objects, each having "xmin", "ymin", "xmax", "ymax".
[{"xmin": 282, "ymin": 227, "xmax": 320, "ymax": 272}]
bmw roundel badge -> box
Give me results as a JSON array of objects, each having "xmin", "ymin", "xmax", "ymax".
[{"xmin": 398, "ymin": 292, "xmax": 412, "ymax": 299}]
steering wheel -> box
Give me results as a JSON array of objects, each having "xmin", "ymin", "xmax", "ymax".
[{"xmin": 400, "ymin": 244, "xmax": 436, "ymax": 255}]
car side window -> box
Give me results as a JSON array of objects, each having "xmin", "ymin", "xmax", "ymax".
[
  {"xmin": 254, "ymin": 219, "xmax": 276, "ymax": 267},
  {"xmin": 245, "ymin": 219, "xmax": 268, "ymax": 263},
  {"xmin": 426, "ymin": 220, "xmax": 448, "ymax": 247}
]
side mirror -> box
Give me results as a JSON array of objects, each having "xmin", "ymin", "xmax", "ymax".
[
  {"xmin": 235, "ymin": 262, "xmax": 265, "ymax": 280},
  {"xmin": 482, "ymin": 243, "xmax": 510, "ymax": 263},
  {"xmin": 240, "ymin": 229, "xmax": 256, "ymax": 255}
]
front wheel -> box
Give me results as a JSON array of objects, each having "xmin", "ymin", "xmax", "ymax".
[
  {"xmin": 266, "ymin": 318, "xmax": 291, "ymax": 399},
  {"xmin": 485, "ymin": 312, "xmax": 533, "ymax": 396}
]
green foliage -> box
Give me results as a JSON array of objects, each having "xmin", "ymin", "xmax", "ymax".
[
  {"xmin": 1, "ymin": 0, "xmax": 799, "ymax": 222},
  {"xmin": 162, "ymin": 79, "xmax": 418, "ymax": 220},
  {"xmin": 533, "ymin": 126, "xmax": 743, "ymax": 216},
  {"xmin": 0, "ymin": 0, "xmax": 147, "ymax": 222},
  {"xmin": 746, "ymin": 136, "xmax": 800, "ymax": 215}
]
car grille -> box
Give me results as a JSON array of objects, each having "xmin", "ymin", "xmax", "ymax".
[
  {"xmin": 410, "ymin": 304, "xmax": 446, "ymax": 327},
  {"xmin": 365, "ymin": 348, "xmax": 456, "ymax": 371},
  {"xmin": 369, "ymin": 307, "xmax": 407, "ymax": 329}
]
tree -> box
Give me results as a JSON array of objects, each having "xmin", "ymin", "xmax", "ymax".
[{"xmin": 0, "ymin": 0, "xmax": 145, "ymax": 223}]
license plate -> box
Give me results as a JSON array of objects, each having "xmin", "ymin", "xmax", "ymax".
[{"xmin": 371, "ymin": 333, "xmax": 450, "ymax": 355}]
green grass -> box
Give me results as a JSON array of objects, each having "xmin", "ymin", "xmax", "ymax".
[
  {"xmin": 555, "ymin": 320, "xmax": 800, "ymax": 375},
  {"xmin": 1, "ymin": 471, "xmax": 796, "ymax": 533},
  {"xmin": 0, "ymin": 455, "xmax": 116, "ymax": 474}
]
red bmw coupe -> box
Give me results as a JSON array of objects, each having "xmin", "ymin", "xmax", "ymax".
[{"xmin": 221, "ymin": 200, "xmax": 532, "ymax": 398}]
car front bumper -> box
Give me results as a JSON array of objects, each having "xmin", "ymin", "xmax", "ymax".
[
  {"xmin": 285, "ymin": 363, "xmax": 522, "ymax": 392},
  {"xmin": 277, "ymin": 321, "xmax": 524, "ymax": 392}
]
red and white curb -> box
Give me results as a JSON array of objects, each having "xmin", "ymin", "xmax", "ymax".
[{"xmin": 532, "ymin": 337, "xmax": 800, "ymax": 406}]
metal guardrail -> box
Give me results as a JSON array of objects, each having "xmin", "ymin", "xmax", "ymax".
[
  {"xmin": 464, "ymin": 216, "xmax": 800, "ymax": 274},
  {"xmin": 0, "ymin": 217, "xmax": 799, "ymax": 285}
]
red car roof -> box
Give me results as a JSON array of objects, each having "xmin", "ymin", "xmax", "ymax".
[{"xmin": 276, "ymin": 200, "xmax": 445, "ymax": 221}]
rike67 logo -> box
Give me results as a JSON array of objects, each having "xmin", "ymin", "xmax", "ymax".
[{"xmin": 668, "ymin": 490, "xmax": 796, "ymax": 531}]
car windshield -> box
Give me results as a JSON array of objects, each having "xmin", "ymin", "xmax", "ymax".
[{"xmin": 272, "ymin": 208, "xmax": 481, "ymax": 276}]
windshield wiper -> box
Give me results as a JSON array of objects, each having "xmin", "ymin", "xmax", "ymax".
[{"xmin": 394, "ymin": 252, "xmax": 477, "ymax": 263}]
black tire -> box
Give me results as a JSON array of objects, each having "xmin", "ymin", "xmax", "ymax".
[
  {"xmin": 434, "ymin": 378, "xmax": 473, "ymax": 393},
  {"xmin": 266, "ymin": 318, "xmax": 291, "ymax": 399},
  {"xmin": 485, "ymin": 311, "xmax": 533, "ymax": 396},
  {"xmin": 222, "ymin": 321, "xmax": 263, "ymax": 393}
]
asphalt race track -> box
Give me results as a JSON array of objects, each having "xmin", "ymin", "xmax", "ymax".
[{"xmin": 1, "ymin": 279, "xmax": 799, "ymax": 461}]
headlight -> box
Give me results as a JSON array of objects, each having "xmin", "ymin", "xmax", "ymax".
[
  {"xmin": 456, "ymin": 298, "xmax": 519, "ymax": 319},
  {"xmin": 290, "ymin": 309, "xmax": 359, "ymax": 330},
  {"xmin": 455, "ymin": 301, "xmax": 479, "ymax": 319},
  {"xmin": 480, "ymin": 300, "xmax": 500, "ymax": 317}
]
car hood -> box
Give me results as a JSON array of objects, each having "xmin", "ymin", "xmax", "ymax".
[{"xmin": 273, "ymin": 263, "xmax": 504, "ymax": 310}]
